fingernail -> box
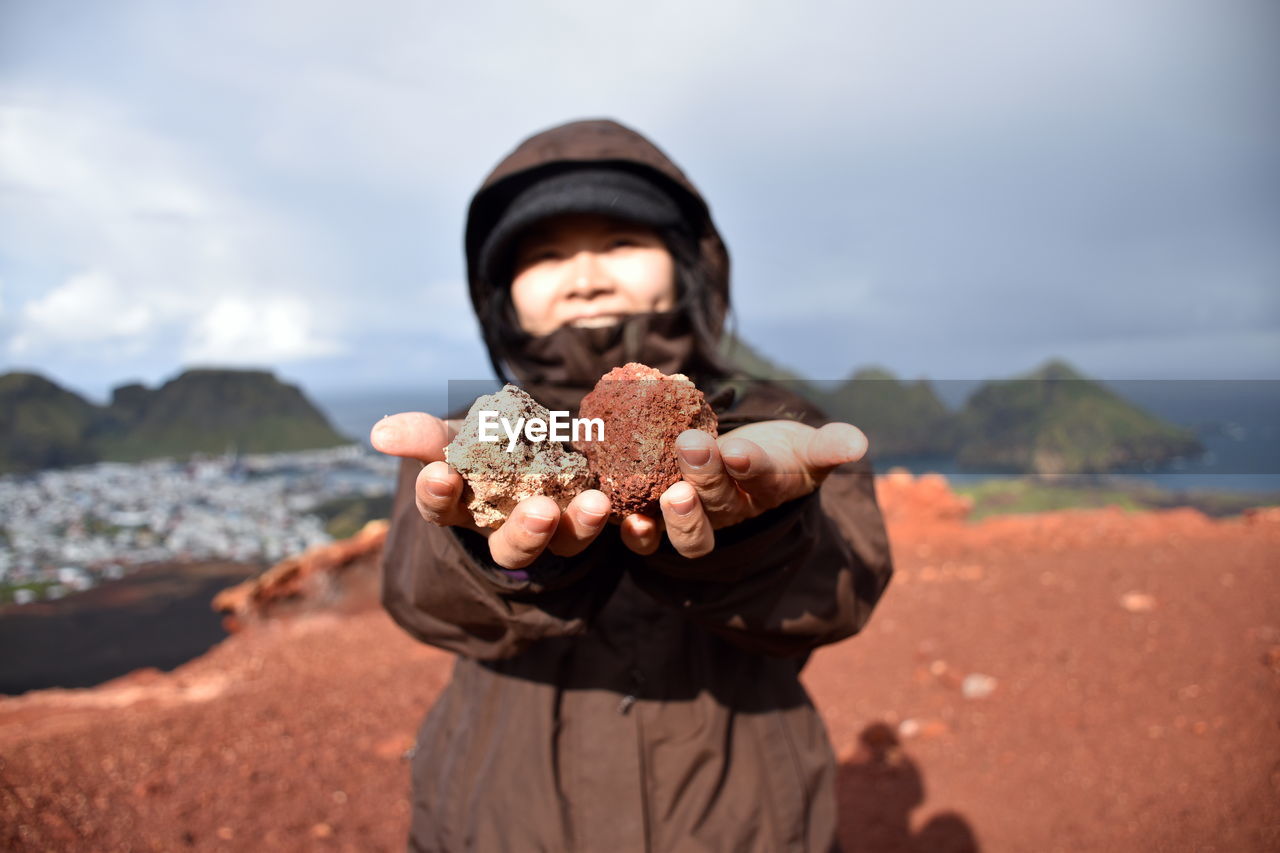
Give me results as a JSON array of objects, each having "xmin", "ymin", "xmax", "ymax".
[
  {"xmin": 580, "ymin": 506, "xmax": 608, "ymax": 525},
  {"xmin": 671, "ymin": 488, "xmax": 697, "ymax": 516},
  {"xmin": 372, "ymin": 421, "xmax": 398, "ymax": 444},
  {"xmin": 425, "ymin": 479, "xmax": 452, "ymax": 498},
  {"xmin": 524, "ymin": 513, "xmax": 556, "ymax": 535},
  {"xmin": 680, "ymin": 446, "xmax": 711, "ymax": 468},
  {"xmin": 723, "ymin": 453, "xmax": 750, "ymax": 475}
]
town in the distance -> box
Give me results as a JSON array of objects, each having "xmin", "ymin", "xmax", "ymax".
[{"xmin": 0, "ymin": 369, "xmax": 395, "ymax": 605}]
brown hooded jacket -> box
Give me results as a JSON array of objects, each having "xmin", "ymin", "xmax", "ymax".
[{"xmin": 381, "ymin": 119, "xmax": 894, "ymax": 852}]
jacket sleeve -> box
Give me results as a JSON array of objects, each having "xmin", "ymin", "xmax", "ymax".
[
  {"xmin": 626, "ymin": 454, "xmax": 894, "ymax": 659},
  {"xmin": 380, "ymin": 458, "xmax": 620, "ymax": 660}
]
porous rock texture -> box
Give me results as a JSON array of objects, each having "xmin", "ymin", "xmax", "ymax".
[
  {"xmin": 574, "ymin": 363, "xmax": 718, "ymax": 521},
  {"xmin": 445, "ymin": 385, "xmax": 593, "ymax": 529}
]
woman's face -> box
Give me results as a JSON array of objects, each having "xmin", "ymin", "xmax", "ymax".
[{"xmin": 509, "ymin": 213, "xmax": 677, "ymax": 336}]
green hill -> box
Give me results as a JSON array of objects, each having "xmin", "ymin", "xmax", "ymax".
[
  {"xmin": 953, "ymin": 359, "xmax": 1203, "ymax": 476},
  {"xmin": 94, "ymin": 369, "xmax": 349, "ymax": 461},
  {"xmin": 0, "ymin": 369, "xmax": 349, "ymax": 473},
  {"xmin": 816, "ymin": 367, "xmax": 957, "ymax": 456},
  {"xmin": 717, "ymin": 340, "xmax": 955, "ymax": 456},
  {"xmin": 0, "ymin": 373, "xmax": 101, "ymax": 473},
  {"xmin": 713, "ymin": 343, "xmax": 1202, "ymax": 476}
]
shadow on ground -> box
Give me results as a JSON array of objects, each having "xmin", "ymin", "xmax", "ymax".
[{"xmin": 837, "ymin": 722, "xmax": 980, "ymax": 853}]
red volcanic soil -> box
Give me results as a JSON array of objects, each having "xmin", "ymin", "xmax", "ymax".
[{"xmin": 2, "ymin": 475, "xmax": 1279, "ymax": 852}]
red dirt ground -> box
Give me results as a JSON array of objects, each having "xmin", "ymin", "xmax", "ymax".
[{"xmin": 2, "ymin": 475, "xmax": 1278, "ymax": 852}]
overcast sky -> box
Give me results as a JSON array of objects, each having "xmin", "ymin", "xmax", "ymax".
[{"xmin": 1, "ymin": 0, "xmax": 1276, "ymax": 403}]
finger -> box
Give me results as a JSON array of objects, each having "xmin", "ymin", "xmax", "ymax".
[
  {"xmin": 804, "ymin": 422, "xmax": 868, "ymax": 473},
  {"xmin": 488, "ymin": 496, "xmax": 561, "ymax": 569},
  {"xmin": 674, "ymin": 429, "xmax": 746, "ymax": 517},
  {"xmin": 659, "ymin": 481, "xmax": 715, "ymax": 558},
  {"xmin": 414, "ymin": 461, "xmax": 474, "ymax": 529},
  {"xmin": 717, "ymin": 435, "xmax": 773, "ymax": 483},
  {"xmin": 620, "ymin": 513, "xmax": 663, "ymax": 556},
  {"xmin": 718, "ymin": 433, "xmax": 798, "ymax": 511},
  {"xmin": 371, "ymin": 412, "xmax": 457, "ymax": 463},
  {"xmin": 547, "ymin": 490, "xmax": 611, "ymax": 558}
]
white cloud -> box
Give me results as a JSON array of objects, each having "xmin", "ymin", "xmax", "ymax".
[
  {"xmin": 0, "ymin": 89, "xmax": 347, "ymax": 370},
  {"xmin": 10, "ymin": 270, "xmax": 152, "ymax": 354},
  {"xmin": 183, "ymin": 296, "xmax": 342, "ymax": 364},
  {"xmin": 0, "ymin": 95, "xmax": 217, "ymax": 247}
]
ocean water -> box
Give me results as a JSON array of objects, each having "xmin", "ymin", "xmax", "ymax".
[{"xmin": 315, "ymin": 379, "xmax": 1280, "ymax": 495}]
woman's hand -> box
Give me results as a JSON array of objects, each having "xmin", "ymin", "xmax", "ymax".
[
  {"xmin": 618, "ymin": 421, "xmax": 868, "ymax": 558},
  {"xmin": 371, "ymin": 413, "xmax": 612, "ymax": 570}
]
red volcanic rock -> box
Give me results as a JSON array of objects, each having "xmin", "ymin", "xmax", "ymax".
[
  {"xmin": 875, "ymin": 468, "xmax": 974, "ymax": 527},
  {"xmin": 1243, "ymin": 506, "xmax": 1280, "ymax": 526},
  {"xmin": 212, "ymin": 520, "xmax": 388, "ymax": 630},
  {"xmin": 574, "ymin": 363, "xmax": 717, "ymax": 520}
]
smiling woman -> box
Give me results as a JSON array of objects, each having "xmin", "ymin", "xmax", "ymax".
[{"xmin": 510, "ymin": 213, "xmax": 677, "ymax": 336}]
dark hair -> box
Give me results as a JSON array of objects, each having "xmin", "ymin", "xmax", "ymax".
[
  {"xmin": 480, "ymin": 223, "xmax": 733, "ymax": 385},
  {"xmin": 659, "ymin": 225, "xmax": 736, "ymax": 381}
]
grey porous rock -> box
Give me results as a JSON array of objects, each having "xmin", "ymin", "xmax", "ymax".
[{"xmin": 445, "ymin": 385, "xmax": 594, "ymax": 529}]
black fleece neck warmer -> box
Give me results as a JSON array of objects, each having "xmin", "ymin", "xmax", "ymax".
[{"xmin": 502, "ymin": 310, "xmax": 721, "ymax": 414}]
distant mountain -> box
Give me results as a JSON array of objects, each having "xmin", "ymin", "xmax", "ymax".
[
  {"xmin": 713, "ymin": 344, "xmax": 1203, "ymax": 476},
  {"xmin": 816, "ymin": 367, "xmax": 957, "ymax": 457},
  {"xmin": 0, "ymin": 373, "xmax": 101, "ymax": 473},
  {"xmin": 94, "ymin": 369, "xmax": 350, "ymax": 462},
  {"xmin": 718, "ymin": 340, "xmax": 955, "ymax": 456},
  {"xmin": 953, "ymin": 359, "xmax": 1203, "ymax": 476},
  {"xmin": 0, "ymin": 369, "xmax": 350, "ymax": 474}
]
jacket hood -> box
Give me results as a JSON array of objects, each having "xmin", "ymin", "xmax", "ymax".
[{"xmin": 463, "ymin": 119, "xmax": 732, "ymax": 401}]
